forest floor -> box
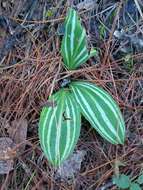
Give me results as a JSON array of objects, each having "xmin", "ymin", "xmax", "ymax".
[{"xmin": 0, "ymin": 0, "xmax": 143, "ymax": 189}]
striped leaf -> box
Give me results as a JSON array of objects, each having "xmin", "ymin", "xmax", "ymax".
[
  {"xmin": 39, "ymin": 89, "xmax": 81, "ymax": 166},
  {"xmin": 70, "ymin": 81, "xmax": 125, "ymax": 144},
  {"xmin": 61, "ymin": 8, "xmax": 96, "ymax": 70}
]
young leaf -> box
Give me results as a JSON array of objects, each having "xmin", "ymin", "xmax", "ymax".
[
  {"xmin": 70, "ymin": 81, "xmax": 125, "ymax": 144},
  {"xmin": 113, "ymin": 174, "xmax": 131, "ymax": 189},
  {"xmin": 61, "ymin": 8, "xmax": 95, "ymax": 70},
  {"xmin": 39, "ymin": 89, "xmax": 81, "ymax": 166},
  {"xmin": 89, "ymin": 49, "xmax": 97, "ymax": 58}
]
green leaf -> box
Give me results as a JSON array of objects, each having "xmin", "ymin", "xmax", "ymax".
[
  {"xmin": 61, "ymin": 8, "xmax": 89, "ymax": 70},
  {"xmin": 39, "ymin": 89, "xmax": 81, "ymax": 166},
  {"xmin": 45, "ymin": 9, "xmax": 54, "ymax": 17},
  {"xmin": 70, "ymin": 81, "xmax": 125, "ymax": 144},
  {"xmin": 137, "ymin": 174, "xmax": 143, "ymax": 184},
  {"xmin": 113, "ymin": 174, "xmax": 131, "ymax": 189},
  {"xmin": 130, "ymin": 183, "xmax": 141, "ymax": 190},
  {"xmin": 89, "ymin": 49, "xmax": 97, "ymax": 58}
]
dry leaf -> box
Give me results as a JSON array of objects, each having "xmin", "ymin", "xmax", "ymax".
[
  {"xmin": 55, "ymin": 150, "xmax": 86, "ymax": 181},
  {"xmin": 0, "ymin": 137, "xmax": 15, "ymax": 174},
  {"xmin": 7, "ymin": 119, "xmax": 28, "ymax": 152},
  {"xmin": 77, "ymin": 0, "xmax": 96, "ymax": 10}
]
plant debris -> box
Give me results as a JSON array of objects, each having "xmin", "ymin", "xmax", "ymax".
[
  {"xmin": 6, "ymin": 119, "xmax": 28, "ymax": 152},
  {"xmin": 0, "ymin": 137, "xmax": 15, "ymax": 174},
  {"xmin": 55, "ymin": 150, "xmax": 86, "ymax": 181}
]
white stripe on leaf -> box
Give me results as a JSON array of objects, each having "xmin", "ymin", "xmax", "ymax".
[
  {"xmin": 70, "ymin": 81, "xmax": 125, "ymax": 144},
  {"xmin": 64, "ymin": 9, "xmax": 72, "ymax": 67},
  {"xmin": 75, "ymin": 82, "xmax": 125, "ymax": 137},
  {"xmin": 61, "ymin": 8, "xmax": 91, "ymax": 70},
  {"xmin": 39, "ymin": 89, "xmax": 81, "ymax": 166},
  {"xmin": 70, "ymin": 10, "xmax": 76, "ymax": 56},
  {"xmin": 74, "ymin": 47, "xmax": 87, "ymax": 62},
  {"xmin": 72, "ymin": 88, "xmax": 117, "ymax": 143}
]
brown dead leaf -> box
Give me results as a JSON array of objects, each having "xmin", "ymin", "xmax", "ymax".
[
  {"xmin": 0, "ymin": 137, "xmax": 15, "ymax": 174},
  {"xmin": 7, "ymin": 119, "xmax": 28, "ymax": 152}
]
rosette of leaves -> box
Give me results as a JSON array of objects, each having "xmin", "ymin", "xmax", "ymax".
[{"xmin": 39, "ymin": 8, "xmax": 125, "ymax": 166}]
